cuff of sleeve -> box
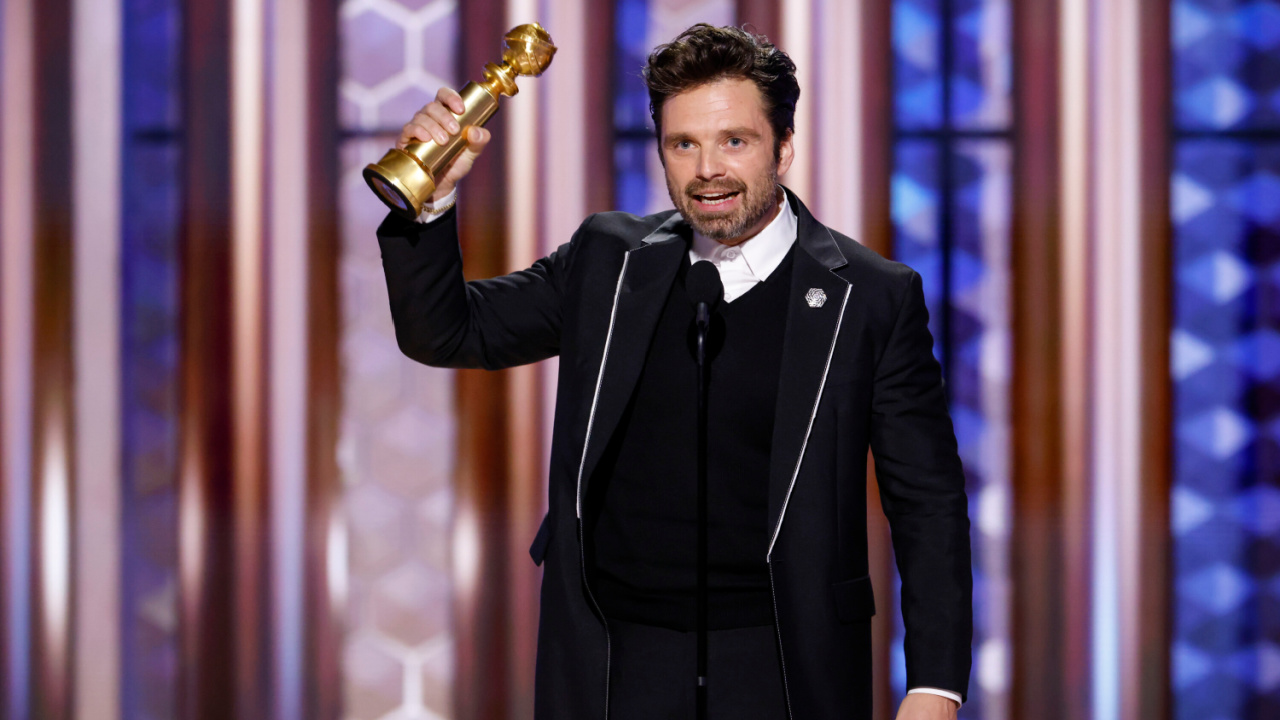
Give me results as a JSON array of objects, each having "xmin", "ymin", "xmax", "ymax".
[
  {"xmin": 414, "ymin": 188, "xmax": 458, "ymax": 224},
  {"xmin": 907, "ymin": 687, "xmax": 962, "ymax": 708}
]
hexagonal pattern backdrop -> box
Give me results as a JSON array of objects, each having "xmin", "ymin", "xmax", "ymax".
[
  {"xmin": 340, "ymin": 1, "xmax": 460, "ymax": 718},
  {"xmin": 1172, "ymin": 3, "xmax": 1280, "ymax": 718}
]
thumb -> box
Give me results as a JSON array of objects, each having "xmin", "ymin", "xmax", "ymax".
[{"xmin": 465, "ymin": 126, "xmax": 490, "ymax": 153}]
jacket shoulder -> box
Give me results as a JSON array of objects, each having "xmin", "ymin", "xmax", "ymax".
[
  {"xmin": 825, "ymin": 226, "xmax": 917, "ymax": 294},
  {"xmin": 578, "ymin": 208, "xmax": 681, "ymax": 248}
]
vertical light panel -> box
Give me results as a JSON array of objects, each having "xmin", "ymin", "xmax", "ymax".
[
  {"xmin": 230, "ymin": 0, "xmax": 271, "ymax": 712},
  {"xmin": 504, "ymin": 0, "xmax": 544, "ymax": 712},
  {"xmin": 891, "ymin": 2, "xmax": 1013, "ymax": 718},
  {"xmin": 540, "ymin": 0, "xmax": 593, "ymax": 475},
  {"xmin": 1009, "ymin": 1, "xmax": 1096, "ymax": 718},
  {"xmin": 29, "ymin": 0, "xmax": 77, "ymax": 714},
  {"xmin": 1090, "ymin": 1, "xmax": 1152, "ymax": 718},
  {"xmin": 302, "ymin": 0, "xmax": 345, "ymax": 714},
  {"xmin": 72, "ymin": 0, "xmax": 123, "ymax": 715},
  {"xmin": 1057, "ymin": 2, "xmax": 1094, "ymax": 715},
  {"xmin": 1063, "ymin": 0, "xmax": 1173, "ymax": 717},
  {"xmin": 1, "ymin": 0, "xmax": 35, "ymax": 716},
  {"xmin": 848, "ymin": 5, "xmax": 898, "ymax": 716},
  {"xmin": 516, "ymin": 0, "xmax": 594, "ymax": 711},
  {"xmin": 177, "ymin": 0, "xmax": 274, "ymax": 712},
  {"xmin": 269, "ymin": 0, "xmax": 313, "ymax": 715},
  {"xmin": 779, "ymin": 0, "xmax": 811, "ymax": 199},
  {"xmin": 338, "ymin": 0, "xmax": 460, "ymax": 717},
  {"xmin": 811, "ymin": 0, "xmax": 861, "ymax": 240},
  {"xmin": 1171, "ymin": 2, "xmax": 1280, "ymax": 719}
]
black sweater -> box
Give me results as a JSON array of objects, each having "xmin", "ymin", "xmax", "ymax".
[{"xmin": 585, "ymin": 247, "xmax": 795, "ymax": 631}]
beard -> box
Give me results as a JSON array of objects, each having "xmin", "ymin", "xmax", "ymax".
[{"xmin": 667, "ymin": 164, "xmax": 780, "ymax": 244}]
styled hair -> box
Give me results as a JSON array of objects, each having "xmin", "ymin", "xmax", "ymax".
[{"xmin": 642, "ymin": 24, "xmax": 800, "ymax": 151}]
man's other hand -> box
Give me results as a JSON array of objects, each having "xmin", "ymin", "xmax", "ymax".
[
  {"xmin": 894, "ymin": 693, "xmax": 959, "ymax": 720},
  {"xmin": 396, "ymin": 86, "xmax": 491, "ymax": 203}
]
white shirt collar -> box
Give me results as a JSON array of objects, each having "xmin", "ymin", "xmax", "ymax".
[{"xmin": 688, "ymin": 189, "xmax": 797, "ymax": 302}]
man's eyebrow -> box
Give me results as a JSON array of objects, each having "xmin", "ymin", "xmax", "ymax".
[{"xmin": 663, "ymin": 127, "xmax": 765, "ymax": 145}]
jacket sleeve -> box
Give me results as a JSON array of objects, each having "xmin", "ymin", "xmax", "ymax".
[
  {"xmin": 869, "ymin": 270, "xmax": 973, "ymax": 701},
  {"xmin": 376, "ymin": 207, "xmax": 584, "ymax": 370}
]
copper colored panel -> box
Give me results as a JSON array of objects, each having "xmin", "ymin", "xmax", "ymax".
[
  {"xmin": 305, "ymin": 0, "xmax": 344, "ymax": 718},
  {"xmin": 854, "ymin": 2, "xmax": 894, "ymax": 718},
  {"xmin": 30, "ymin": 0, "xmax": 76, "ymax": 715},
  {"xmin": 1009, "ymin": 2, "xmax": 1085, "ymax": 719},
  {"xmin": 454, "ymin": 2, "xmax": 514, "ymax": 718},
  {"xmin": 177, "ymin": 0, "xmax": 270, "ymax": 716},
  {"xmin": 584, "ymin": 0, "xmax": 615, "ymax": 215},
  {"xmin": 1136, "ymin": 1, "xmax": 1172, "ymax": 717},
  {"xmin": 506, "ymin": 361, "xmax": 543, "ymax": 716},
  {"xmin": 858, "ymin": 1, "xmax": 893, "ymax": 262}
]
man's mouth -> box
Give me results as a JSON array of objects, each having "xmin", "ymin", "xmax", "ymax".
[{"xmin": 691, "ymin": 191, "xmax": 740, "ymax": 207}]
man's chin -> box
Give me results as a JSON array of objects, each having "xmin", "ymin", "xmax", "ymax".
[
  {"xmin": 688, "ymin": 220, "xmax": 744, "ymax": 241},
  {"xmin": 680, "ymin": 209, "xmax": 744, "ymax": 240}
]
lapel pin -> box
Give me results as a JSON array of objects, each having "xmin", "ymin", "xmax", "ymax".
[{"xmin": 805, "ymin": 288, "xmax": 827, "ymax": 308}]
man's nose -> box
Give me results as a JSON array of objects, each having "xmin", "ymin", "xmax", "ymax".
[{"xmin": 696, "ymin": 150, "xmax": 726, "ymax": 180}]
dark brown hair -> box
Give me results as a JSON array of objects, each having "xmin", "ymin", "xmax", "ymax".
[{"xmin": 643, "ymin": 24, "xmax": 800, "ymax": 152}]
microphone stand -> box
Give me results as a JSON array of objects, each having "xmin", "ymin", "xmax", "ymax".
[{"xmin": 695, "ymin": 301, "xmax": 710, "ymax": 720}]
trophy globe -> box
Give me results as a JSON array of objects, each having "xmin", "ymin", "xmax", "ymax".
[{"xmin": 363, "ymin": 23, "xmax": 557, "ymax": 218}]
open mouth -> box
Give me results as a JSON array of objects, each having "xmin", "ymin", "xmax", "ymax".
[{"xmin": 691, "ymin": 191, "xmax": 740, "ymax": 207}]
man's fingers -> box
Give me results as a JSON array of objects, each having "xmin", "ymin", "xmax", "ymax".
[
  {"xmin": 424, "ymin": 103, "xmax": 460, "ymax": 135},
  {"xmin": 399, "ymin": 120, "xmax": 443, "ymax": 147},
  {"xmin": 397, "ymin": 122, "xmax": 429, "ymax": 149},
  {"xmin": 436, "ymin": 86, "xmax": 465, "ymax": 114},
  {"xmin": 393, "ymin": 91, "xmax": 486, "ymax": 187},
  {"xmin": 395, "ymin": 88, "xmax": 469, "ymax": 149}
]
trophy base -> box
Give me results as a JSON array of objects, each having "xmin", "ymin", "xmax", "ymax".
[{"xmin": 364, "ymin": 148, "xmax": 438, "ymax": 219}]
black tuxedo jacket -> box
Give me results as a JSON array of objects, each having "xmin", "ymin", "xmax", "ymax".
[{"xmin": 377, "ymin": 189, "xmax": 972, "ymax": 719}]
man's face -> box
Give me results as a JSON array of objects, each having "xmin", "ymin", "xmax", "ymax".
[{"xmin": 659, "ymin": 77, "xmax": 795, "ymax": 246}]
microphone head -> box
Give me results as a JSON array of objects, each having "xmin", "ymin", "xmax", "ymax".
[{"xmin": 687, "ymin": 260, "xmax": 724, "ymax": 314}]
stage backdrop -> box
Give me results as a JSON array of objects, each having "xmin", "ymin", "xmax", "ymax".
[{"xmin": 3, "ymin": 1, "xmax": 1279, "ymax": 720}]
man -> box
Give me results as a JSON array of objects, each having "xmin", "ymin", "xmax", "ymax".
[{"xmin": 379, "ymin": 24, "xmax": 971, "ymax": 720}]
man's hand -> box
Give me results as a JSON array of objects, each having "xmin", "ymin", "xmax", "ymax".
[
  {"xmin": 396, "ymin": 86, "xmax": 491, "ymax": 203},
  {"xmin": 894, "ymin": 693, "xmax": 959, "ymax": 720}
]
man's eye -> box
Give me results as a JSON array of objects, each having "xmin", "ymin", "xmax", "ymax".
[
  {"xmin": 677, "ymin": 141, "xmax": 693, "ymax": 150},
  {"xmin": 728, "ymin": 137, "xmax": 744, "ymax": 148}
]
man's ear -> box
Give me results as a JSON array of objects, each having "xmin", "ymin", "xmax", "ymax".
[{"xmin": 776, "ymin": 129, "xmax": 795, "ymax": 177}]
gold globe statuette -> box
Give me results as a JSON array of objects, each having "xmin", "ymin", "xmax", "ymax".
[{"xmin": 363, "ymin": 23, "xmax": 557, "ymax": 218}]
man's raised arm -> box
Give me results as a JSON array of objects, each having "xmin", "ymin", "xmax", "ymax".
[{"xmin": 376, "ymin": 87, "xmax": 576, "ymax": 371}]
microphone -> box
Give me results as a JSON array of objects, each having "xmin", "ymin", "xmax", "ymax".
[
  {"xmin": 685, "ymin": 260, "xmax": 722, "ymax": 720},
  {"xmin": 687, "ymin": 261, "xmax": 723, "ymax": 339}
]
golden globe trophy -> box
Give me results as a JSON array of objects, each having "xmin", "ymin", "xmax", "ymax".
[{"xmin": 363, "ymin": 23, "xmax": 557, "ymax": 219}]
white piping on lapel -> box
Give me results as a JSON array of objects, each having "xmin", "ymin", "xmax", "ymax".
[
  {"xmin": 574, "ymin": 215, "xmax": 684, "ymax": 519},
  {"xmin": 766, "ymin": 281, "xmax": 853, "ymax": 560},
  {"xmin": 576, "ymin": 250, "xmax": 633, "ymax": 519}
]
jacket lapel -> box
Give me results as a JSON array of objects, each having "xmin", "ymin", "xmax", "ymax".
[
  {"xmin": 765, "ymin": 192, "xmax": 850, "ymax": 558},
  {"xmin": 576, "ymin": 214, "xmax": 688, "ymax": 512}
]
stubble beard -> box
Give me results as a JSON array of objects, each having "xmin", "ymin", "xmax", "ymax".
[{"xmin": 667, "ymin": 165, "xmax": 780, "ymax": 244}]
